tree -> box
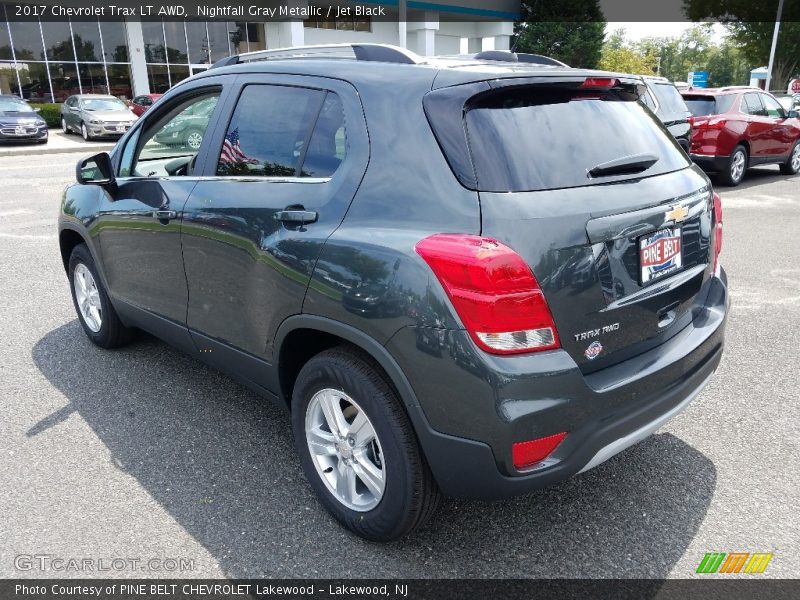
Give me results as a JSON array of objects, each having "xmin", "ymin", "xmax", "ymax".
[
  {"xmin": 685, "ymin": 0, "xmax": 800, "ymax": 91},
  {"xmin": 513, "ymin": 0, "xmax": 606, "ymax": 68}
]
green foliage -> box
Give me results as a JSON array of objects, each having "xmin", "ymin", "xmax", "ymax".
[
  {"xmin": 599, "ymin": 25, "xmax": 752, "ymax": 87},
  {"xmin": 30, "ymin": 103, "xmax": 61, "ymax": 128},
  {"xmin": 513, "ymin": 0, "xmax": 606, "ymax": 68},
  {"xmin": 685, "ymin": 0, "xmax": 800, "ymax": 91}
]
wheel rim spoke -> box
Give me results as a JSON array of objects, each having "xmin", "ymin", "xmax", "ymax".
[
  {"xmin": 335, "ymin": 460, "xmax": 357, "ymax": 504},
  {"xmin": 318, "ymin": 391, "xmax": 348, "ymax": 436},
  {"xmin": 352, "ymin": 454, "xmax": 385, "ymax": 497},
  {"xmin": 307, "ymin": 426, "xmax": 337, "ymax": 456},
  {"xmin": 348, "ymin": 410, "xmax": 374, "ymax": 447}
]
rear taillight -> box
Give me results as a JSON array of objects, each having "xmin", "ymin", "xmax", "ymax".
[
  {"xmin": 693, "ymin": 117, "xmax": 727, "ymax": 130},
  {"xmin": 712, "ymin": 192, "xmax": 723, "ymax": 273},
  {"xmin": 415, "ymin": 234, "xmax": 560, "ymax": 355},
  {"xmin": 512, "ymin": 432, "xmax": 567, "ymax": 470}
]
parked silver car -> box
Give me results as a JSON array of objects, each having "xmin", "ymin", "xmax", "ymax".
[{"xmin": 60, "ymin": 95, "xmax": 137, "ymax": 141}]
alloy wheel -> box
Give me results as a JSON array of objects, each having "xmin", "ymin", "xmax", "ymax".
[
  {"xmin": 792, "ymin": 144, "xmax": 800, "ymax": 172},
  {"xmin": 61, "ymin": 118, "xmax": 68, "ymax": 134},
  {"xmin": 730, "ymin": 150, "xmax": 745, "ymax": 183},
  {"xmin": 186, "ymin": 132, "xmax": 203, "ymax": 150},
  {"xmin": 73, "ymin": 263, "xmax": 102, "ymax": 332},
  {"xmin": 305, "ymin": 388, "xmax": 386, "ymax": 512}
]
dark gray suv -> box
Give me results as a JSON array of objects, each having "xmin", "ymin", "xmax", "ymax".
[{"xmin": 58, "ymin": 44, "xmax": 729, "ymax": 541}]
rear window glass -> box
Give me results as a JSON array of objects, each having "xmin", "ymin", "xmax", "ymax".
[
  {"xmin": 465, "ymin": 88, "xmax": 690, "ymax": 192},
  {"xmin": 683, "ymin": 94, "xmax": 736, "ymax": 116},
  {"xmin": 650, "ymin": 83, "xmax": 688, "ymax": 117}
]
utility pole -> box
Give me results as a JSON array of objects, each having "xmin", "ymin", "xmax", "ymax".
[{"xmin": 765, "ymin": 0, "xmax": 785, "ymax": 92}]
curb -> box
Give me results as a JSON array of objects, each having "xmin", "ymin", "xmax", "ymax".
[{"xmin": 0, "ymin": 143, "xmax": 116, "ymax": 158}]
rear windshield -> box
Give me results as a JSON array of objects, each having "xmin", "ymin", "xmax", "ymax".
[
  {"xmin": 650, "ymin": 82, "xmax": 689, "ymax": 117},
  {"xmin": 465, "ymin": 88, "xmax": 690, "ymax": 192},
  {"xmin": 683, "ymin": 94, "xmax": 736, "ymax": 116}
]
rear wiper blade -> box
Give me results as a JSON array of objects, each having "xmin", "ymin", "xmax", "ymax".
[{"xmin": 588, "ymin": 153, "xmax": 659, "ymax": 178}]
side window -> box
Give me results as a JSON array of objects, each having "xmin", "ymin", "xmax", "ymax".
[
  {"xmin": 119, "ymin": 90, "xmax": 220, "ymax": 178},
  {"xmin": 743, "ymin": 93, "xmax": 766, "ymax": 117},
  {"xmin": 216, "ymin": 85, "xmax": 346, "ymax": 178},
  {"xmin": 761, "ymin": 94, "xmax": 786, "ymax": 119}
]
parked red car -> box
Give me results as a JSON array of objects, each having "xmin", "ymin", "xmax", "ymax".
[
  {"xmin": 129, "ymin": 93, "xmax": 163, "ymax": 117},
  {"xmin": 681, "ymin": 87, "xmax": 800, "ymax": 185}
]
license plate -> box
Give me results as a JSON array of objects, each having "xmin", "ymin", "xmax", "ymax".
[
  {"xmin": 14, "ymin": 126, "xmax": 25, "ymax": 135},
  {"xmin": 639, "ymin": 228, "xmax": 682, "ymax": 284}
]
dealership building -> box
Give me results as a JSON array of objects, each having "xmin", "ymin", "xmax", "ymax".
[{"xmin": 0, "ymin": 1, "xmax": 517, "ymax": 102}]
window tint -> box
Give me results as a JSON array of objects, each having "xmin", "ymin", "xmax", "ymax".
[
  {"xmin": 302, "ymin": 93, "xmax": 346, "ymax": 177},
  {"xmin": 465, "ymin": 88, "xmax": 689, "ymax": 192},
  {"xmin": 217, "ymin": 85, "xmax": 345, "ymax": 178},
  {"xmin": 743, "ymin": 93, "xmax": 766, "ymax": 116},
  {"xmin": 683, "ymin": 94, "xmax": 735, "ymax": 116},
  {"xmin": 650, "ymin": 83, "xmax": 689, "ymax": 117},
  {"xmin": 761, "ymin": 94, "xmax": 786, "ymax": 118},
  {"xmin": 120, "ymin": 90, "xmax": 220, "ymax": 177}
]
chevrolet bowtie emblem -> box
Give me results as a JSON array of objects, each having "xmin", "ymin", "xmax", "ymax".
[{"xmin": 665, "ymin": 205, "xmax": 689, "ymax": 223}]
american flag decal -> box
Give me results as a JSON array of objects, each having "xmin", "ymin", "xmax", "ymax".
[{"xmin": 220, "ymin": 127, "xmax": 258, "ymax": 165}]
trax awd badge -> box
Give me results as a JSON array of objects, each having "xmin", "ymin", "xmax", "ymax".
[{"xmin": 574, "ymin": 323, "xmax": 620, "ymax": 360}]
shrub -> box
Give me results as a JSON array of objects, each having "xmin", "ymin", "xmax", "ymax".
[{"xmin": 30, "ymin": 103, "xmax": 62, "ymax": 128}]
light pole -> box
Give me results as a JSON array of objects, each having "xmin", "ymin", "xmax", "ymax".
[{"xmin": 765, "ymin": 0, "xmax": 785, "ymax": 92}]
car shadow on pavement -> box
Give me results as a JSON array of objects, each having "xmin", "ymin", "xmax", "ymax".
[
  {"xmin": 32, "ymin": 320, "xmax": 716, "ymax": 579},
  {"xmin": 714, "ymin": 166, "xmax": 795, "ymax": 191}
]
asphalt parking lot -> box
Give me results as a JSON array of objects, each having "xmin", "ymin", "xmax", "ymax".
[{"xmin": 0, "ymin": 152, "xmax": 798, "ymax": 579}]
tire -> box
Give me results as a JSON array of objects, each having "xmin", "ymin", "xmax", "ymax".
[
  {"xmin": 68, "ymin": 244, "xmax": 133, "ymax": 349},
  {"xmin": 719, "ymin": 144, "xmax": 747, "ymax": 186},
  {"xmin": 291, "ymin": 347, "xmax": 441, "ymax": 541},
  {"xmin": 61, "ymin": 117, "xmax": 69, "ymax": 134},
  {"xmin": 779, "ymin": 141, "xmax": 800, "ymax": 175},
  {"xmin": 185, "ymin": 129, "xmax": 203, "ymax": 150},
  {"xmin": 81, "ymin": 122, "xmax": 91, "ymax": 141}
]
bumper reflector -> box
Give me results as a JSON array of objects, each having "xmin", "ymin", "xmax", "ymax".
[{"xmin": 512, "ymin": 432, "xmax": 567, "ymax": 470}]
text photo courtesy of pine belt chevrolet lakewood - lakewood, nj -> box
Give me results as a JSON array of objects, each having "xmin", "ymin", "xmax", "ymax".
[{"xmin": 1, "ymin": 0, "xmax": 799, "ymax": 597}]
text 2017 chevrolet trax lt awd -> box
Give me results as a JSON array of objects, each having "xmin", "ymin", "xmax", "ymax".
[{"xmin": 58, "ymin": 45, "xmax": 729, "ymax": 541}]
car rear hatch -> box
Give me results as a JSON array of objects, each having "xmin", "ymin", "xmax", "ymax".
[{"xmin": 425, "ymin": 76, "xmax": 716, "ymax": 372}]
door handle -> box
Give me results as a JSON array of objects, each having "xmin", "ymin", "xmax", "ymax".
[
  {"xmin": 152, "ymin": 210, "xmax": 177, "ymax": 221},
  {"xmin": 275, "ymin": 209, "xmax": 318, "ymax": 225}
]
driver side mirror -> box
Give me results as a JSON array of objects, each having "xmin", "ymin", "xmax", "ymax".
[{"xmin": 76, "ymin": 152, "xmax": 115, "ymax": 186}]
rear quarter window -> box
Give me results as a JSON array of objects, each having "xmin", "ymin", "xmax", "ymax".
[
  {"xmin": 465, "ymin": 87, "xmax": 690, "ymax": 192},
  {"xmin": 650, "ymin": 83, "xmax": 689, "ymax": 118}
]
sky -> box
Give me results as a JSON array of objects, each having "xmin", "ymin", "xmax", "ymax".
[{"xmin": 607, "ymin": 22, "xmax": 728, "ymax": 42}]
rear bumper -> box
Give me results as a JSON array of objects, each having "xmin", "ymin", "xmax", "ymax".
[
  {"xmin": 690, "ymin": 153, "xmax": 729, "ymax": 173},
  {"xmin": 390, "ymin": 269, "xmax": 729, "ymax": 499}
]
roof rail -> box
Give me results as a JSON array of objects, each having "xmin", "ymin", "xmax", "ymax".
[
  {"xmin": 471, "ymin": 50, "xmax": 569, "ymax": 67},
  {"xmin": 717, "ymin": 85, "xmax": 760, "ymax": 92},
  {"xmin": 210, "ymin": 43, "xmax": 421, "ymax": 69}
]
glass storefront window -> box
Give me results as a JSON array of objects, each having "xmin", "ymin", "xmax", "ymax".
[
  {"xmin": 100, "ymin": 21, "xmax": 128, "ymax": 63},
  {"xmin": 0, "ymin": 60, "xmax": 20, "ymax": 95},
  {"xmin": 41, "ymin": 21, "xmax": 73, "ymax": 61},
  {"xmin": 169, "ymin": 64, "xmax": 190, "ymax": 86},
  {"xmin": 1, "ymin": 14, "xmax": 12, "ymax": 60},
  {"xmin": 71, "ymin": 21, "xmax": 102, "ymax": 62},
  {"xmin": 8, "ymin": 21, "xmax": 44, "ymax": 61},
  {"xmin": 48, "ymin": 61, "xmax": 80, "ymax": 101},
  {"xmin": 146, "ymin": 63, "xmax": 170, "ymax": 93},
  {"xmin": 186, "ymin": 21, "xmax": 211, "ymax": 65},
  {"xmin": 142, "ymin": 21, "xmax": 166, "ymax": 63},
  {"xmin": 78, "ymin": 62, "xmax": 107, "ymax": 94},
  {"xmin": 206, "ymin": 21, "xmax": 232, "ymax": 62},
  {"xmin": 107, "ymin": 63, "xmax": 132, "ymax": 100},
  {"xmin": 163, "ymin": 21, "xmax": 187, "ymax": 63}
]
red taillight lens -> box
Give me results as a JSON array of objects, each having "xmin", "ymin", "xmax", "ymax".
[
  {"xmin": 712, "ymin": 192, "xmax": 723, "ymax": 273},
  {"xmin": 693, "ymin": 117, "xmax": 727, "ymax": 130},
  {"xmin": 580, "ymin": 77, "xmax": 617, "ymax": 89},
  {"xmin": 415, "ymin": 234, "xmax": 560, "ymax": 355},
  {"xmin": 512, "ymin": 432, "xmax": 567, "ymax": 470}
]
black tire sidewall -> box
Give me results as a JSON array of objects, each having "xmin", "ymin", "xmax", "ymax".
[
  {"xmin": 68, "ymin": 245, "xmax": 115, "ymax": 346},
  {"xmin": 782, "ymin": 141, "xmax": 800, "ymax": 174},
  {"xmin": 291, "ymin": 350, "xmax": 422, "ymax": 541}
]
